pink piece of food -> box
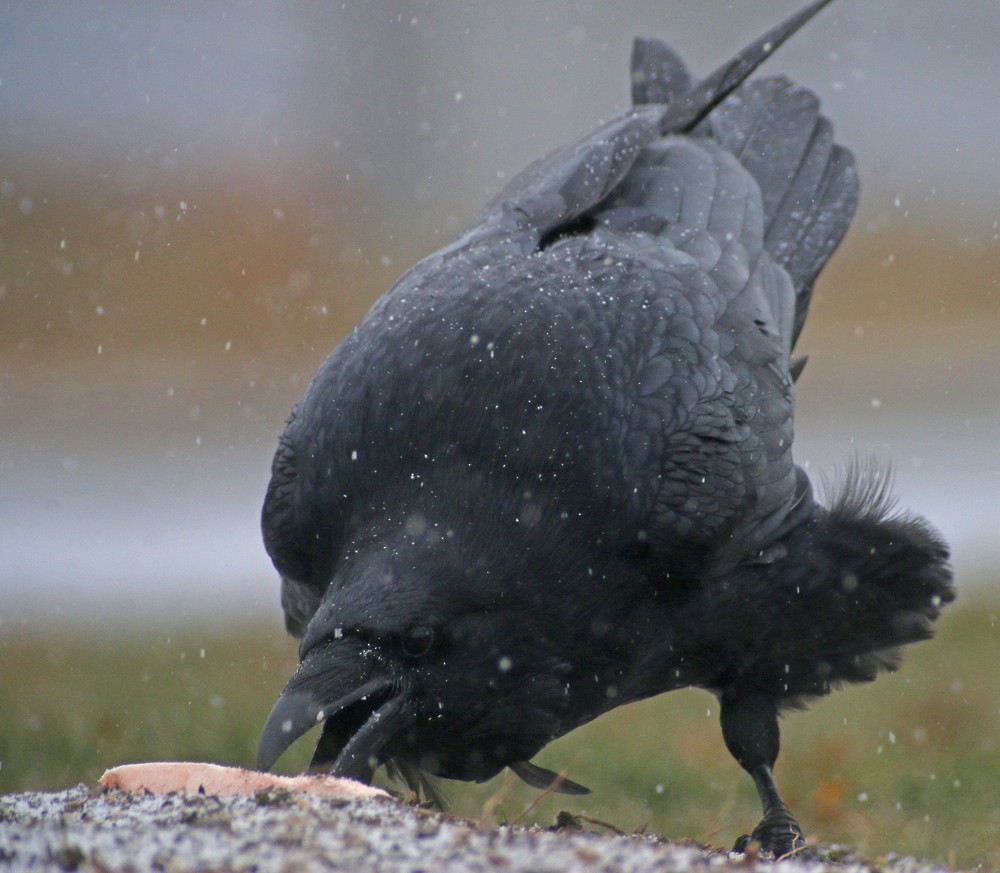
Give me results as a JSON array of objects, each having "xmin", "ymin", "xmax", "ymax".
[{"xmin": 100, "ymin": 762, "xmax": 389, "ymax": 799}]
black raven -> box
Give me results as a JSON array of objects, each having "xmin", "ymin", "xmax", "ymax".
[{"xmin": 258, "ymin": 0, "xmax": 953, "ymax": 856}]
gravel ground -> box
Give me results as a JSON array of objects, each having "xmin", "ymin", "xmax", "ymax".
[{"xmin": 0, "ymin": 786, "xmax": 957, "ymax": 873}]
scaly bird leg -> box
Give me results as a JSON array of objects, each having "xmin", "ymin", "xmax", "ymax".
[
  {"xmin": 735, "ymin": 763, "xmax": 807, "ymax": 856},
  {"xmin": 719, "ymin": 692, "xmax": 808, "ymax": 857}
]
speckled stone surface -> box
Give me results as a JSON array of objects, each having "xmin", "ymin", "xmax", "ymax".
[{"xmin": 0, "ymin": 785, "xmax": 955, "ymax": 873}]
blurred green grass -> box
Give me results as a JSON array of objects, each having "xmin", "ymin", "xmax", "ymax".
[{"xmin": 2, "ymin": 598, "xmax": 997, "ymax": 869}]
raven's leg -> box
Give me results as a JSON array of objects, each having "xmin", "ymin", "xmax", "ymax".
[{"xmin": 719, "ymin": 692, "xmax": 807, "ymax": 857}]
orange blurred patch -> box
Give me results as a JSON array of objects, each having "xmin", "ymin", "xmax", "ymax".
[{"xmin": 811, "ymin": 776, "xmax": 847, "ymax": 824}]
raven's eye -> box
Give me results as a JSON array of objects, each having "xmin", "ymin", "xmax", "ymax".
[{"xmin": 402, "ymin": 625, "xmax": 436, "ymax": 658}]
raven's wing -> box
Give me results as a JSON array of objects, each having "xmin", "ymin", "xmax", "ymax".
[
  {"xmin": 698, "ymin": 76, "xmax": 859, "ymax": 345},
  {"xmin": 462, "ymin": 108, "xmax": 664, "ymax": 251},
  {"xmin": 631, "ymin": 35, "xmax": 858, "ymax": 346},
  {"xmin": 581, "ymin": 66, "xmax": 856, "ymax": 561},
  {"xmin": 262, "ymin": 422, "xmax": 325, "ymax": 635},
  {"xmin": 580, "ymin": 133, "xmax": 800, "ymax": 561}
]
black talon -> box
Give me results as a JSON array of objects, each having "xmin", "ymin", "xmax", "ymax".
[
  {"xmin": 733, "ymin": 834, "xmax": 752, "ymax": 854},
  {"xmin": 738, "ymin": 798, "xmax": 809, "ymax": 858}
]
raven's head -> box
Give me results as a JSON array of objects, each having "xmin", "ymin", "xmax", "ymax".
[{"xmin": 257, "ymin": 507, "xmax": 595, "ymax": 799}]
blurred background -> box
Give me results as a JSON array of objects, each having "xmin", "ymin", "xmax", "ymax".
[{"xmin": 1, "ymin": 1, "xmax": 997, "ymax": 866}]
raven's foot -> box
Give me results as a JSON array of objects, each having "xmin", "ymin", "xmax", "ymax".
[{"xmin": 733, "ymin": 808, "xmax": 808, "ymax": 859}]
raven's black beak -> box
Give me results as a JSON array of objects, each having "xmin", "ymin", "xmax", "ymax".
[{"xmin": 258, "ymin": 638, "xmax": 406, "ymax": 784}]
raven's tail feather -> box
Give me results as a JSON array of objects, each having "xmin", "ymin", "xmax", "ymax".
[
  {"xmin": 630, "ymin": 37, "xmax": 691, "ymax": 106},
  {"xmin": 655, "ymin": 0, "xmax": 838, "ymax": 135}
]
